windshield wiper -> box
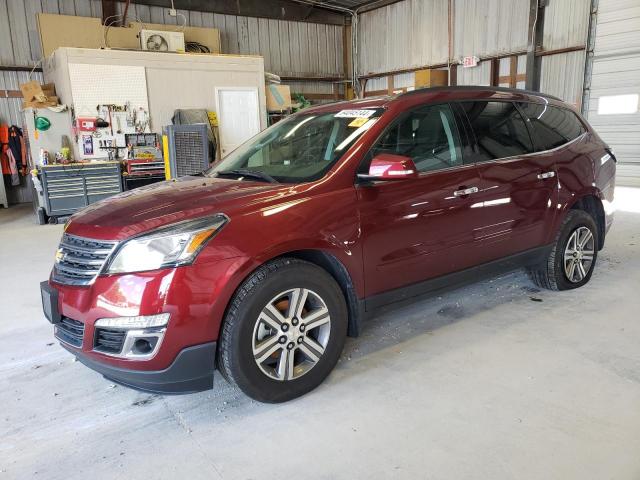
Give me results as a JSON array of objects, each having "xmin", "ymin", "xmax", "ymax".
[{"xmin": 216, "ymin": 169, "xmax": 278, "ymax": 184}]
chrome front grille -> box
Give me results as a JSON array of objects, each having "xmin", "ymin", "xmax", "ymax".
[{"xmin": 52, "ymin": 234, "xmax": 117, "ymax": 286}]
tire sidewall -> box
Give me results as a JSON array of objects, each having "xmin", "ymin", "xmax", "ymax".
[
  {"xmin": 227, "ymin": 262, "xmax": 347, "ymax": 403},
  {"xmin": 554, "ymin": 211, "xmax": 599, "ymax": 290}
]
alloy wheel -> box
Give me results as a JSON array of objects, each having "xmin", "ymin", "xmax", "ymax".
[
  {"xmin": 252, "ymin": 288, "xmax": 331, "ymax": 381},
  {"xmin": 563, "ymin": 226, "xmax": 595, "ymax": 283}
]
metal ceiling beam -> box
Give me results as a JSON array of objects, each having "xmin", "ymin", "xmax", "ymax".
[{"xmin": 109, "ymin": 0, "xmax": 349, "ymax": 25}]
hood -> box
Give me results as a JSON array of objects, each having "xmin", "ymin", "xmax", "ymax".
[{"xmin": 66, "ymin": 177, "xmax": 293, "ymax": 240}]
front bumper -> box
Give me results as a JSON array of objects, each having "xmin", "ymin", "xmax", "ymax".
[
  {"xmin": 61, "ymin": 341, "xmax": 217, "ymax": 394},
  {"xmin": 41, "ymin": 254, "xmax": 257, "ymax": 393}
]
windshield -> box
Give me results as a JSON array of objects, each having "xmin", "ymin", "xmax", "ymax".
[{"xmin": 206, "ymin": 108, "xmax": 384, "ymax": 184}]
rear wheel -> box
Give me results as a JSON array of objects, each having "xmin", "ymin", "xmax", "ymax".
[
  {"xmin": 529, "ymin": 210, "xmax": 598, "ymax": 291},
  {"xmin": 218, "ymin": 258, "xmax": 347, "ymax": 403}
]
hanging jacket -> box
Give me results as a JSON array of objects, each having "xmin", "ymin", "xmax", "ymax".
[
  {"xmin": 0, "ymin": 124, "xmax": 9, "ymax": 175},
  {"xmin": 5, "ymin": 149, "xmax": 19, "ymax": 186},
  {"xmin": 8, "ymin": 126, "xmax": 23, "ymax": 173}
]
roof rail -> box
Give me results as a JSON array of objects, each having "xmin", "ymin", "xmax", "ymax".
[{"xmin": 397, "ymin": 85, "xmax": 563, "ymax": 102}]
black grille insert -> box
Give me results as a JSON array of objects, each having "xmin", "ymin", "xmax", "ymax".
[
  {"xmin": 94, "ymin": 328, "xmax": 126, "ymax": 354},
  {"xmin": 55, "ymin": 317, "xmax": 84, "ymax": 348}
]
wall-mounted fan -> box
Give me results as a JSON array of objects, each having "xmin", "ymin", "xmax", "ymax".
[
  {"xmin": 146, "ymin": 34, "xmax": 169, "ymax": 52},
  {"xmin": 139, "ymin": 30, "xmax": 186, "ymax": 53}
]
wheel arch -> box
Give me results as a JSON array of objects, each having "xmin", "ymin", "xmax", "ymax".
[
  {"xmin": 273, "ymin": 249, "xmax": 364, "ymax": 338},
  {"xmin": 568, "ymin": 194, "xmax": 606, "ymax": 250}
]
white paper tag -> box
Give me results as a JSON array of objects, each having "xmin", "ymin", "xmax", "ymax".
[{"xmin": 335, "ymin": 109, "xmax": 376, "ymax": 118}]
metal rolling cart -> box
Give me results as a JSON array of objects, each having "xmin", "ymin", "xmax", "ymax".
[{"xmin": 35, "ymin": 161, "xmax": 122, "ymax": 224}]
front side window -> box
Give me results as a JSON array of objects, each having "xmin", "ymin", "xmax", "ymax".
[
  {"xmin": 207, "ymin": 109, "xmax": 383, "ymax": 184},
  {"xmin": 517, "ymin": 103, "xmax": 586, "ymax": 151},
  {"xmin": 370, "ymin": 103, "xmax": 463, "ymax": 173},
  {"xmin": 462, "ymin": 101, "xmax": 533, "ymax": 161}
]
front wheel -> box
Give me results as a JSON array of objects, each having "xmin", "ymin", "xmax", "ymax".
[
  {"xmin": 529, "ymin": 210, "xmax": 599, "ymax": 291},
  {"xmin": 217, "ymin": 258, "xmax": 348, "ymax": 403}
]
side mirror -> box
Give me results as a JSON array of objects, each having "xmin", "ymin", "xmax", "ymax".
[{"xmin": 357, "ymin": 153, "xmax": 418, "ymax": 181}]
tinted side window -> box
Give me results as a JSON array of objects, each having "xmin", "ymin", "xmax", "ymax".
[
  {"xmin": 517, "ymin": 103, "xmax": 586, "ymax": 151},
  {"xmin": 462, "ymin": 101, "xmax": 533, "ymax": 161},
  {"xmin": 371, "ymin": 103, "xmax": 463, "ymax": 173}
]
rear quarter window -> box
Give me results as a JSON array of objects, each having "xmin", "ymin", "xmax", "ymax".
[{"xmin": 517, "ymin": 103, "xmax": 586, "ymax": 151}]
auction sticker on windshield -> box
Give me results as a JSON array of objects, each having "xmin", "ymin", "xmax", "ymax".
[
  {"xmin": 335, "ymin": 109, "xmax": 376, "ymax": 118},
  {"xmin": 348, "ymin": 117, "xmax": 370, "ymax": 127}
]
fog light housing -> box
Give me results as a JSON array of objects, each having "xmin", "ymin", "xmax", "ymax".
[{"xmin": 93, "ymin": 314, "xmax": 170, "ymax": 359}]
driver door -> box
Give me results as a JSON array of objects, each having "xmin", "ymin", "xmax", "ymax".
[{"xmin": 357, "ymin": 103, "xmax": 484, "ymax": 304}]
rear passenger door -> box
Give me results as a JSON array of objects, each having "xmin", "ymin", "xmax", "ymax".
[{"xmin": 460, "ymin": 101, "xmax": 559, "ymax": 263}]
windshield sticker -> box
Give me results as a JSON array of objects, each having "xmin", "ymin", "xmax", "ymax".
[
  {"xmin": 348, "ymin": 117, "xmax": 371, "ymax": 128},
  {"xmin": 335, "ymin": 109, "xmax": 375, "ymax": 118}
]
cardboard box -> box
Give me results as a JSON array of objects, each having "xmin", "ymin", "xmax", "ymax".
[
  {"xmin": 20, "ymin": 81, "xmax": 58, "ymax": 108},
  {"xmin": 414, "ymin": 69, "xmax": 449, "ymax": 88},
  {"xmin": 266, "ymin": 85, "xmax": 292, "ymax": 111}
]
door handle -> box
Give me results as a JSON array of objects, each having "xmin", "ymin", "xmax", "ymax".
[
  {"xmin": 537, "ymin": 171, "xmax": 556, "ymax": 180},
  {"xmin": 453, "ymin": 186, "xmax": 479, "ymax": 197}
]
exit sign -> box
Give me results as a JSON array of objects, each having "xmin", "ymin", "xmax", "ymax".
[{"xmin": 462, "ymin": 56, "xmax": 480, "ymax": 68}]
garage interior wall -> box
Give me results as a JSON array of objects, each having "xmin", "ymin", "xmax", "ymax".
[
  {"xmin": 358, "ymin": 0, "xmax": 591, "ymax": 106},
  {"xmin": 585, "ymin": 0, "xmax": 640, "ymax": 178},
  {"xmin": 0, "ymin": 0, "xmax": 345, "ymax": 128}
]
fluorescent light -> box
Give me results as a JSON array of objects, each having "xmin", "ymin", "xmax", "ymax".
[{"xmin": 597, "ymin": 94, "xmax": 639, "ymax": 115}]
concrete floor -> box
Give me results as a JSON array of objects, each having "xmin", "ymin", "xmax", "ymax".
[{"xmin": 1, "ymin": 187, "xmax": 640, "ymax": 480}]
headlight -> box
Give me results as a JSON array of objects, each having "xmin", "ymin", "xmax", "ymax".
[{"xmin": 106, "ymin": 215, "xmax": 228, "ymax": 274}]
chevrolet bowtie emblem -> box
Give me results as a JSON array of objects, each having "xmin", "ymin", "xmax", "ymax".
[{"xmin": 55, "ymin": 249, "xmax": 65, "ymax": 263}]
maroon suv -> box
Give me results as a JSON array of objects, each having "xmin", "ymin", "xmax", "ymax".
[{"xmin": 41, "ymin": 86, "xmax": 616, "ymax": 402}]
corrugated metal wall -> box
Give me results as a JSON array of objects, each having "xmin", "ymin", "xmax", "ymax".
[
  {"xmin": 0, "ymin": 0, "xmax": 344, "ymax": 77},
  {"xmin": 0, "ymin": 0, "xmax": 345, "ymax": 127},
  {"xmin": 586, "ymin": 0, "xmax": 640, "ymax": 173},
  {"xmin": 538, "ymin": 0, "xmax": 590, "ymax": 109},
  {"xmin": 358, "ymin": 0, "xmax": 449, "ymax": 76},
  {"xmin": 453, "ymin": 0, "xmax": 529, "ymax": 58},
  {"xmin": 358, "ymin": 0, "xmax": 591, "ymax": 106}
]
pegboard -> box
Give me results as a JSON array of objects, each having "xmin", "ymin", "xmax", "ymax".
[
  {"xmin": 69, "ymin": 63, "xmax": 150, "ymax": 159},
  {"xmin": 68, "ymin": 63, "xmax": 149, "ymax": 117}
]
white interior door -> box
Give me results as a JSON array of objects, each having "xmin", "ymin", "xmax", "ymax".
[{"xmin": 216, "ymin": 88, "xmax": 261, "ymax": 157}]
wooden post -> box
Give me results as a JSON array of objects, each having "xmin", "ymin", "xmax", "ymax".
[
  {"xmin": 387, "ymin": 76, "xmax": 394, "ymax": 95},
  {"xmin": 449, "ymin": 64, "xmax": 457, "ymax": 86},
  {"xmin": 509, "ymin": 56, "xmax": 518, "ymax": 88},
  {"xmin": 489, "ymin": 58, "xmax": 500, "ymax": 86}
]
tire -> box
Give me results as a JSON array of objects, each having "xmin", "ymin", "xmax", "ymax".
[
  {"xmin": 529, "ymin": 210, "xmax": 599, "ymax": 291},
  {"xmin": 218, "ymin": 258, "xmax": 348, "ymax": 403}
]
